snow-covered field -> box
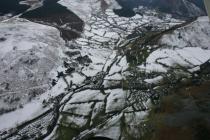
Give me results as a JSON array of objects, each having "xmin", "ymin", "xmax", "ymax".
[{"xmin": 138, "ymin": 17, "xmax": 210, "ymax": 73}]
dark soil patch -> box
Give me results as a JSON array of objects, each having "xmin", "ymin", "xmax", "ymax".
[
  {"xmin": 145, "ymin": 81, "xmax": 210, "ymax": 140},
  {"xmin": 0, "ymin": 0, "xmax": 29, "ymax": 16},
  {"xmin": 21, "ymin": 0, "xmax": 84, "ymax": 41}
]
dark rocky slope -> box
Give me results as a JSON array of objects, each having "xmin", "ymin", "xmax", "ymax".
[{"xmin": 116, "ymin": 0, "xmax": 206, "ymax": 18}]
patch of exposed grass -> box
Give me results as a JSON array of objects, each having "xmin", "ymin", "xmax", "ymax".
[
  {"xmin": 56, "ymin": 125, "xmax": 80, "ymax": 140},
  {"xmin": 142, "ymin": 80, "xmax": 210, "ymax": 140}
]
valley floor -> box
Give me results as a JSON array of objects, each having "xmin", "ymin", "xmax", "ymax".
[{"xmin": 0, "ymin": 1, "xmax": 210, "ymax": 140}]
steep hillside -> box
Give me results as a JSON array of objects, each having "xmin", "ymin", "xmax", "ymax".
[
  {"xmin": 0, "ymin": 18, "xmax": 66, "ymax": 133},
  {"xmin": 0, "ymin": 0, "xmax": 29, "ymax": 16},
  {"xmin": 116, "ymin": 0, "xmax": 206, "ymax": 18}
]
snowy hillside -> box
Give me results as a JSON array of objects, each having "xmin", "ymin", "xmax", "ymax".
[
  {"xmin": 139, "ymin": 17, "xmax": 210, "ymax": 73},
  {"xmin": 0, "ymin": 18, "xmax": 66, "ymax": 131},
  {"xmin": 58, "ymin": 0, "xmax": 121, "ymax": 21}
]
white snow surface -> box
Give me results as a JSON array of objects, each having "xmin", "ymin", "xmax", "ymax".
[
  {"xmin": 161, "ymin": 17, "xmax": 210, "ymax": 49},
  {"xmin": 106, "ymin": 89, "xmax": 126, "ymax": 113},
  {"xmin": 144, "ymin": 76, "xmax": 163, "ymax": 84},
  {"xmin": 58, "ymin": 0, "xmax": 121, "ymax": 21},
  {"xmin": 0, "ymin": 18, "xmax": 66, "ymax": 131},
  {"xmin": 68, "ymin": 90, "xmax": 106, "ymax": 104},
  {"xmin": 0, "ymin": 99, "xmax": 46, "ymax": 130},
  {"xmin": 139, "ymin": 17, "xmax": 210, "ymax": 73}
]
